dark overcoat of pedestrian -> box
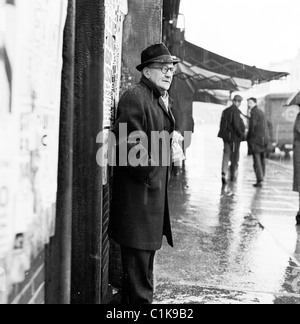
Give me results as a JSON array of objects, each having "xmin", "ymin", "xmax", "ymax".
[
  {"xmin": 218, "ymin": 105, "xmax": 246, "ymax": 143},
  {"xmin": 293, "ymin": 112, "xmax": 300, "ymax": 192},
  {"xmin": 109, "ymin": 76, "xmax": 175, "ymax": 251},
  {"xmin": 247, "ymin": 107, "xmax": 269, "ymax": 155}
]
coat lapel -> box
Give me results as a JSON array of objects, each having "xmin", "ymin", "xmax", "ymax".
[
  {"xmin": 158, "ymin": 97, "xmax": 173, "ymax": 120},
  {"xmin": 169, "ymin": 109, "xmax": 176, "ymax": 128},
  {"xmin": 168, "ymin": 99, "xmax": 176, "ymax": 127},
  {"xmin": 159, "ymin": 98, "xmax": 176, "ymax": 127}
]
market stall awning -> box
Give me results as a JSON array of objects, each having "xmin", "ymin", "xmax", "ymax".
[
  {"xmin": 176, "ymin": 61, "xmax": 252, "ymax": 92},
  {"xmin": 173, "ymin": 41, "xmax": 289, "ymax": 104},
  {"xmin": 194, "ymin": 90, "xmax": 230, "ymax": 106},
  {"xmin": 180, "ymin": 41, "xmax": 289, "ymax": 84}
]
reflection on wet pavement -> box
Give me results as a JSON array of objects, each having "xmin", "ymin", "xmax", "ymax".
[{"xmin": 154, "ymin": 123, "xmax": 300, "ymax": 304}]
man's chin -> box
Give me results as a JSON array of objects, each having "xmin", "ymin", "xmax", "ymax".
[{"xmin": 160, "ymin": 84, "xmax": 171, "ymax": 92}]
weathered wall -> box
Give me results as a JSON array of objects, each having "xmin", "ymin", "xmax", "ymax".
[
  {"xmin": 0, "ymin": 0, "xmax": 67, "ymax": 305},
  {"xmin": 120, "ymin": 0, "xmax": 163, "ymax": 94},
  {"xmin": 8, "ymin": 252, "xmax": 45, "ymax": 304}
]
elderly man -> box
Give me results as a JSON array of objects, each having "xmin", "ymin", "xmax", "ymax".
[
  {"xmin": 218, "ymin": 95, "xmax": 246, "ymax": 185},
  {"xmin": 109, "ymin": 43, "xmax": 180, "ymax": 304}
]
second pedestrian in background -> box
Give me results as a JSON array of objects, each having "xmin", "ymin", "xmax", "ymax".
[{"xmin": 247, "ymin": 98, "xmax": 269, "ymax": 188}]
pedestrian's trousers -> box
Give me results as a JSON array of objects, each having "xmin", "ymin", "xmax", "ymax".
[
  {"xmin": 222, "ymin": 141, "xmax": 241, "ymax": 179},
  {"xmin": 253, "ymin": 153, "xmax": 266, "ymax": 183},
  {"xmin": 121, "ymin": 246, "xmax": 156, "ymax": 305}
]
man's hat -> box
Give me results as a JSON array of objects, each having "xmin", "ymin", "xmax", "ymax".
[
  {"xmin": 233, "ymin": 95, "xmax": 243, "ymax": 102},
  {"xmin": 247, "ymin": 97, "xmax": 257, "ymax": 103},
  {"xmin": 136, "ymin": 43, "xmax": 180, "ymax": 72}
]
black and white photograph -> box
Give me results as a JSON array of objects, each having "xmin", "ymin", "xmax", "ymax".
[{"xmin": 0, "ymin": 0, "xmax": 300, "ymax": 308}]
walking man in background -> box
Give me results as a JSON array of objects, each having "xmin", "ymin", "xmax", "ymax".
[
  {"xmin": 218, "ymin": 95, "xmax": 246, "ymax": 185},
  {"xmin": 247, "ymin": 98, "xmax": 269, "ymax": 188},
  {"xmin": 109, "ymin": 44, "xmax": 180, "ymax": 304}
]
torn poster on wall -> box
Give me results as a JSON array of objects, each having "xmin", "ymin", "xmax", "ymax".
[
  {"xmin": 0, "ymin": 0, "xmax": 67, "ymax": 291},
  {"xmin": 102, "ymin": 0, "xmax": 128, "ymax": 185}
]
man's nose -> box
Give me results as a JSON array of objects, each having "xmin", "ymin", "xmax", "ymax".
[{"xmin": 165, "ymin": 71, "xmax": 173, "ymax": 78}]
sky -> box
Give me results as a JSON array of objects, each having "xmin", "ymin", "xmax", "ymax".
[{"xmin": 179, "ymin": 0, "xmax": 300, "ymax": 69}]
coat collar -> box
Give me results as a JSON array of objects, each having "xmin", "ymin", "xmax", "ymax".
[
  {"xmin": 230, "ymin": 104, "xmax": 239, "ymax": 110},
  {"xmin": 141, "ymin": 76, "xmax": 162, "ymax": 99},
  {"xmin": 250, "ymin": 106, "xmax": 258, "ymax": 115},
  {"xmin": 230, "ymin": 104, "xmax": 243, "ymax": 114}
]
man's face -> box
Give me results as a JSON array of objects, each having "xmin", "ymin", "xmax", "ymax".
[
  {"xmin": 233, "ymin": 100, "xmax": 242, "ymax": 109},
  {"xmin": 144, "ymin": 63, "xmax": 175, "ymax": 93},
  {"xmin": 248, "ymin": 100, "xmax": 256, "ymax": 110}
]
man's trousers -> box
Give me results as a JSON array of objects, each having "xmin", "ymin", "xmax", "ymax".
[
  {"xmin": 222, "ymin": 141, "xmax": 241, "ymax": 180},
  {"xmin": 121, "ymin": 246, "xmax": 156, "ymax": 304},
  {"xmin": 253, "ymin": 152, "xmax": 266, "ymax": 183}
]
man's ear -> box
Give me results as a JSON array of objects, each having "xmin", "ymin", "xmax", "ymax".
[{"xmin": 143, "ymin": 67, "xmax": 151, "ymax": 79}]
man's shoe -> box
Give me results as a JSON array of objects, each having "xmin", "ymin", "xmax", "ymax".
[
  {"xmin": 296, "ymin": 213, "xmax": 300, "ymax": 226},
  {"xmin": 253, "ymin": 182, "xmax": 263, "ymax": 188}
]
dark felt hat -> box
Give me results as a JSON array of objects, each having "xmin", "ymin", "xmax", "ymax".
[{"xmin": 136, "ymin": 43, "xmax": 180, "ymax": 72}]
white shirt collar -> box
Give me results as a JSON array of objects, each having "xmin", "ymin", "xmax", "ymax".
[{"xmin": 161, "ymin": 92, "xmax": 169, "ymax": 111}]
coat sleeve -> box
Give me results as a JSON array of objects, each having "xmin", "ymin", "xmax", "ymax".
[
  {"xmin": 232, "ymin": 110, "xmax": 246, "ymax": 140},
  {"xmin": 113, "ymin": 88, "xmax": 154, "ymax": 182},
  {"xmin": 247, "ymin": 111, "xmax": 256, "ymax": 141},
  {"xmin": 247, "ymin": 117, "xmax": 252, "ymax": 141}
]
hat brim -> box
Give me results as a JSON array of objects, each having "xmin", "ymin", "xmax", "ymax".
[
  {"xmin": 136, "ymin": 56, "xmax": 180, "ymax": 72},
  {"xmin": 234, "ymin": 97, "xmax": 243, "ymax": 102}
]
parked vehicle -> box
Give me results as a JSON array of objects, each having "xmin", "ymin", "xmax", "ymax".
[{"xmin": 257, "ymin": 93, "xmax": 299, "ymax": 155}]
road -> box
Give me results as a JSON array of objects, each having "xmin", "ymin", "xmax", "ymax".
[{"xmin": 154, "ymin": 122, "xmax": 300, "ymax": 304}]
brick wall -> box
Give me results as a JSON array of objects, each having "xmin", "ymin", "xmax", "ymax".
[{"xmin": 8, "ymin": 252, "xmax": 45, "ymax": 305}]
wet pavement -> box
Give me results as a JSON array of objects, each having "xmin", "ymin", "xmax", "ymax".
[{"xmin": 154, "ymin": 122, "xmax": 300, "ymax": 304}]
